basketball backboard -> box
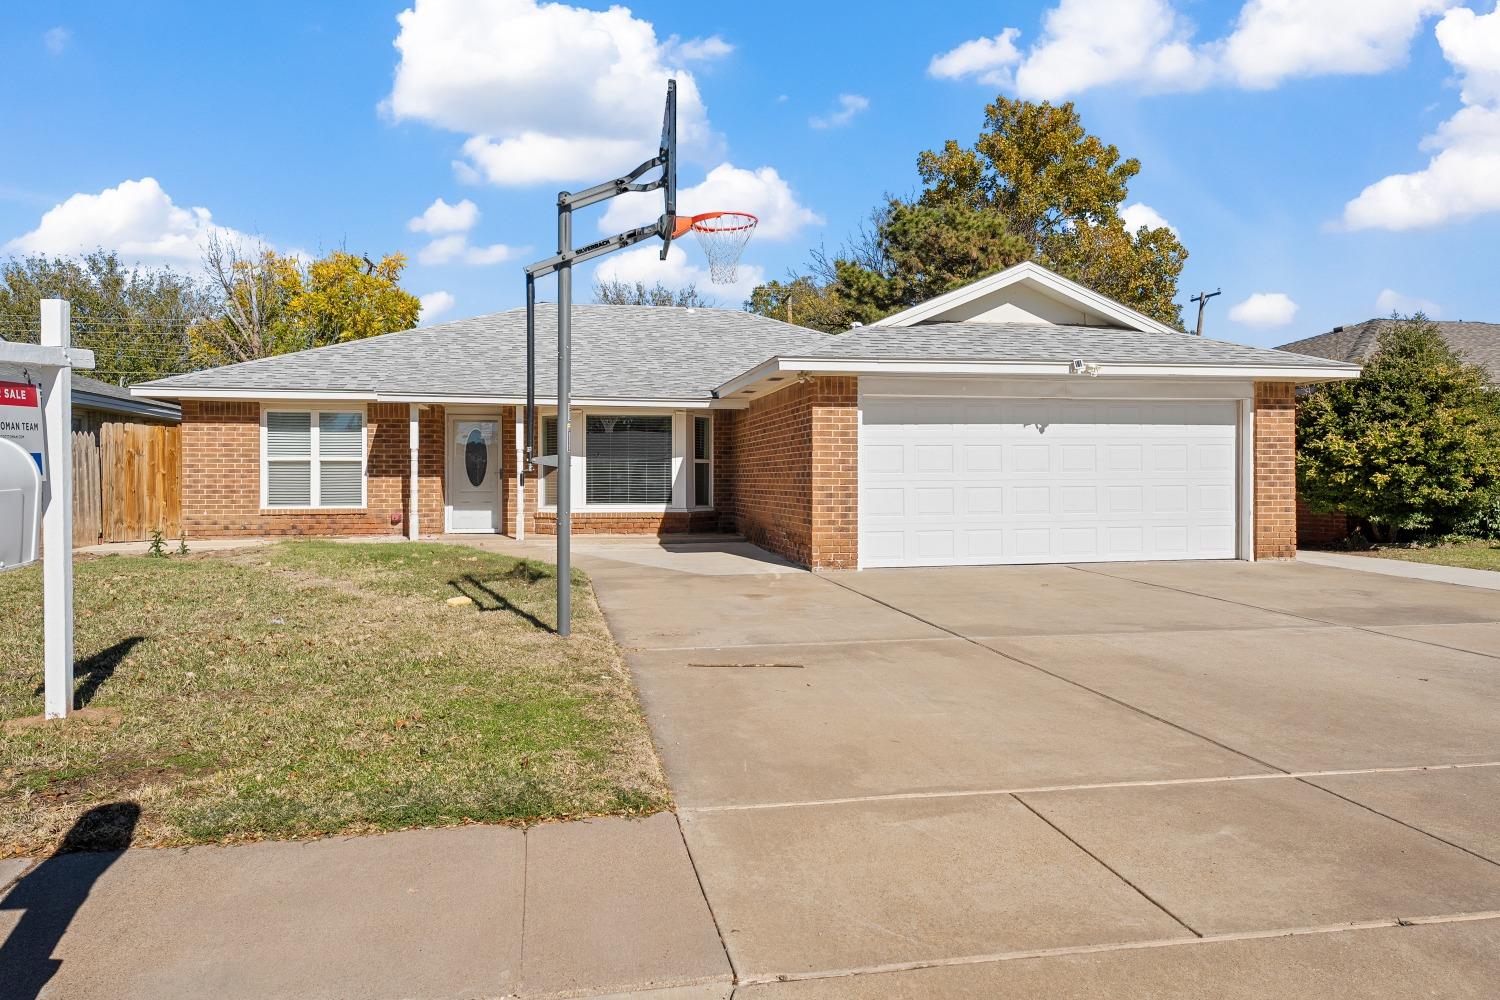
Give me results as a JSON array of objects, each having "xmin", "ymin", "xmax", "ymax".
[{"xmin": 657, "ymin": 78, "xmax": 678, "ymax": 260}]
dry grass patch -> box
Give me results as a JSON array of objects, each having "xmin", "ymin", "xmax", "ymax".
[{"xmin": 0, "ymin": 541, "xmax": 668, "ymax": 857}]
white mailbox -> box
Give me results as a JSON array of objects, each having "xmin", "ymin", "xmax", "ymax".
[{"xmin": 0, "ymin": 436, "xmax": 41, "ymax": 569}]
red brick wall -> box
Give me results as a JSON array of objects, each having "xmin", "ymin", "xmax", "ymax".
[
  {"xmin": 180, "ymin": 400, "xmax": 444, "ymax": 539},
  {"xmin": 1297, "ymin": 497, "xmax": 1351, "ymax": 546},
  {"xmin": 1254, "ymin": 382, "xmax": 1297, "ymax": 560},
  {"xmin": 722, "ymin": 376, "xmax": 858, "ymax": 570}
]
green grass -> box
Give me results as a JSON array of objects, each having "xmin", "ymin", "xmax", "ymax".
[
  {"xmin": 1357, "ymin": 540, "xmax": 1500, "ymax": 572},
  {"xmin": 0, "ymin": 541, "xmax": 669, "ymax": 857}
]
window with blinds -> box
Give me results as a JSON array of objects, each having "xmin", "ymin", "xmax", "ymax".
[
  {"xmin": 692, "ymin": 415, "xmax": 712, "ymax": 507},
  {"xmin": 263, "ymin": 408, "xmax": 365, "ymax": 508},
  {"xmin": 585, "ymin": 415, "xmax": 671, "ymax": 504},
  {"xmin": 541, "ymin": 416, "xmax": 558, "ymax": 505}
]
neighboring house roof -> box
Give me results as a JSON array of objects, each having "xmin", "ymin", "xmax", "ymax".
[
  {"xmin": 1278, "ymin": 319, "xmax": 1500, "ymax": 380},
  {"xmin": 134, "ymin": 305, "xmax": 831, "ymax": 403},
  {"xmin": 73, "ymin": 374, "xmax": 181, "ymax": 422}
]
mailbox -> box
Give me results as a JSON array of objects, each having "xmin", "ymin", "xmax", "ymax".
[{"xmin": 0, "ymin": 436, "xmax": 41, "ymax": 569}]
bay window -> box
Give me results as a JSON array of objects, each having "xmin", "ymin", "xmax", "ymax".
[{"xmin": 262, "ymin": 408, "xmax": 366, "ymax": 508}]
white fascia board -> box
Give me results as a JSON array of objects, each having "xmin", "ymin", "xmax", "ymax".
[
  {"xmin": 136, "ymin": 386, "xmax": 746, "ymax": 409},
  {"xmin": 130, "ymin": 386, "xmax": 376, "ymax": 401},
  {"xmin": 723, "ymin": 356, "xmax": 1359, "ymax": 389},
  {"xmin": 868, "ymin": 261, "xmax": 1177, "ymax": 336}
]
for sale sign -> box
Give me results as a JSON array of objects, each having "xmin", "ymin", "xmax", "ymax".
[{"xmin": 0, "ymin": 380, "xmax": 45, "ymax": 479}]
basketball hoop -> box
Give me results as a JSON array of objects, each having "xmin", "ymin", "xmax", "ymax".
[{"xmin": 671, "ymin": 212, "xmax": 758, "ymax": 284}]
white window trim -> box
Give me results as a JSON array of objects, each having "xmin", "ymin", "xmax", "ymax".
[
  {"xmin": 260, "ymin": 404, "xmax": 368, "ymax": 510},
  {"xmin": 536, "ymin": 407, "xmax": 714, "ymax": 514},
  {"xmin": 691, "ymin": 413, "xmax": 713, "ymax": 509}
]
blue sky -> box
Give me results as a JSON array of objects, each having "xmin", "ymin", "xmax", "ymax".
[{"xmin": 3, "ymin": 0, "xmax": 1498, "ymax": 348}]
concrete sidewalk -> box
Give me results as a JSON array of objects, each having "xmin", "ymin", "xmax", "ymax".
[
  {"xmin": 0, "ymin": 814, "xmax": 731, "ymax": 1000},
  {"xmin": 1299, "ymin": 548, "xmax": 1500, "ymax": 591}
]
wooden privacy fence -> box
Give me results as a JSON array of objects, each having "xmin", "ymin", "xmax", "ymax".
[{"xmin": 71, "ymin": 424, "xmax": 182, "ymax": 547}]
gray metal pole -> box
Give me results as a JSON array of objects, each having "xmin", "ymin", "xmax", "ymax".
[{"xmin": 556, "ymin": 198, "xmax": 573, "ymax": 636}]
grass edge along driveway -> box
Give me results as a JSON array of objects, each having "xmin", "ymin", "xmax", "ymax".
[{"xmin": 0, "ymin": 541, "xmax": 669, "ymax": 858}]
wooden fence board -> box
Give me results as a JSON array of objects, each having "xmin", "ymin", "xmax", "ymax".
[{"xmin": 72, "ymin": 422, "xmax": 181, "ymax": 546}]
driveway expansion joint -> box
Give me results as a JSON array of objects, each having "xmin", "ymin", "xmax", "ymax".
[{"xmin": 1297, "ymin": 776, "xmax": 1500, "ymax": 869}]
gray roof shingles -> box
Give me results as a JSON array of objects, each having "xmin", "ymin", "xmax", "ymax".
[
  {"xmin": 797, "ymin": 322, "xmax": 1358, "ymax": 369},
  {"xmin": 138, "ymin": 307, "xmax": 1355, "ymax": 402},
  {"xmin": 138, "ymin": 305, "xmax": 832, "ymax": 400},
  {"xmin": 1279, "ymin": 319, "xmax": 1500, "ymax": 380}
]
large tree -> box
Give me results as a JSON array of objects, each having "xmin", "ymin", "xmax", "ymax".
[
  {"xmin": 190, "ymin": 237, "xmax": 420, "ymax": 366},
  {"xmin": 0, "ymin": 251, "xmax": 210, "ymax": 384},
  {"xmin": 1298, "ymin": 317, "xmax": 1500, "ymax": 540},
  {"xmin": 749, "ymin": 98, "xmax": 1188, "ymax": 331}
]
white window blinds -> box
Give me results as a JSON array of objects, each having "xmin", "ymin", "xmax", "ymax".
[{"xmin": 263, "ymin": 409, "xmax": 365, "ymax": 508}]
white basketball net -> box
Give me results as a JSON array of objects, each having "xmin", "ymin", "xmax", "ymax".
[{"xmin": 690, "ymin": 213, "xmax": 758, "ymax": 284}]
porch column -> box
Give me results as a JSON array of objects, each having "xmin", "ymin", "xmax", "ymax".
[{"xmin": 408, "ymin": 403, "xmax": 421, "ymax": 539}]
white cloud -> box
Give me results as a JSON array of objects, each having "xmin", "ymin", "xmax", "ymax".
[
  {"xmin": 418, "ymin": 290, "xmax": 456, "ymax": 323},
  {"xmin": 599, "ymin": 163, "xmax": 821, "ymax": 242},
  {"xmin": 928, "ymin": 0, "xmax": 1447, "ymax": 99},
  {"xmin": 1376, "ymin": 287, "xmax": 1442, "ymax": 316},
  {"xmin": 415, "ymin": 233, "xmax": 520, "ymax": 266},
  {"xmin": 1120, "ymin": 202, "xmax": 1176, "ymax": 233},
  {"xmin": 1343, "ymin": 5, "xmax": 1500, "ymax": 231},
  {"xmin": 928, "ymin": 30, "xmax": 1022, "ymax": 87},
  {"xmin": 4, "ymin": 177, "xmax": 252, "ymax": 264},
  {"xmin": 44, "ymin": 27, "xmax": 70, "ymax": 56},
  {"xmin": 592, "ymin": 243, "xmax": 765, "ymax": 306},
  {"xmin": 809, "ymin": 94, "xmax": 870, "ymax": 130},
  {"xmin": 1013, "ymin": 0, "xmax": 1208, "ymax": 100},
  {"xmin": 408, "ymin": 197, "xmax": 478, "ymax": 234},
  {"xmin": 385, "ymin": 0, "xmax": 718, "ymax": 186},
  {"xmin": 1220, "ymin": 0, "xmax": 1449, "ymax": 89},
  {"xmin": 1228, "ymin": 291, "xmax": 1300, "ymax": 328},
  {"xmin": 663, "ymin": 35, "xmax": 734, "ymax": 62}
]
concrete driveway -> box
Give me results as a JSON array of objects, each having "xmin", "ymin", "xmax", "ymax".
[{"xmin": 580, "ymin": 543, "xmax": 1500, "ymax": 998}]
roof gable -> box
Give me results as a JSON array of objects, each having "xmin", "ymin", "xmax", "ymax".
[{"xmin": 868, "ymin": 261, "xmax": 1177, "ymax": 335}]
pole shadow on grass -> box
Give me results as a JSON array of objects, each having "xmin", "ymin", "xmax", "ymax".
[
  {"xmin": 31, "ymin": 636, "xmax": 145, "ymax": 709},
  {"xmin": 448, "ymin": 574, "xmax": 553, "ymax": 632},
  {"xmin": 0, "ymin": 802, "xmax": 141, "ymax": 1000}
]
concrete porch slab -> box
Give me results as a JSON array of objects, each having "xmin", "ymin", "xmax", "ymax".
[
  {"xmin": 823, "ymin": 564, "xmax": 1310, "ymax": 638},
  {"xmin": 1307, "ymin": 766, "xmax": 1500, "ymax": 863},
  {"xmin": 735, "ymin": 919, "xmax": 1500, "ymax": 999},
  {"xmin": 519, "ymin": 813, "xmax": 731, "ymax": 998},
  {"xmin": 632, "ymin": 638, "xmax": 1268, "ymax": 808},
  {"xmin": 0, "ymin": 825, "xmax": 525, "ymax": 1000},
  {"xmin": 1019, "ymin": 779, "xmax": 1500, "ymax": 935},
  {"xmin": 679, "ymin": 795, "xmax": 1193, "ymax": 979},
  {"xmin": 985, "ymin": 626, "xmax": 1500, "ymax": 771},
  {"xmin": 1081, "ymin": 559, "xmax": 1500, "ymax": 626},
  {"xmin": 590, "ymin": 572, "xmax": 946, "ymax": 650}
]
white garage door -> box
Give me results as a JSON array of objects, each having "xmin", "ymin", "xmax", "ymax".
[{"xmin": 860, "ymin": 396, "xmax": 1239, "ymax": 567}]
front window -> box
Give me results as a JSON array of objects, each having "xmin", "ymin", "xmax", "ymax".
[
  {"xmin": 586, "ymin": 415, "xmax": 672, "ymax": 504},
  {"xmin": 263, "ymin": 408, "xmax": 365, "ymax": 508},
  {"xmin": 692, "ymin": 416, "xmax": 712, "ymax": 507}
]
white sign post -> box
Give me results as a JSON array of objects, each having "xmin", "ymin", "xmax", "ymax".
[{"xmin": 0, "ymin": 299, "xmax": 92, "ymax": 719}]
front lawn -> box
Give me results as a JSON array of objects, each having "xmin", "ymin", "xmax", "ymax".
[
  {"xmin": 1353, "ymin": 540, "xmax": 1500, "ymax": 573},
  {"xmin": 0, "ymin": 541, "xmax": 668, "ymax": 857}
]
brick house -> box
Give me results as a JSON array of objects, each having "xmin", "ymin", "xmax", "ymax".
[{"xmin": 134, "ymin": 262, "xmax": 1357, "ymax": 570}]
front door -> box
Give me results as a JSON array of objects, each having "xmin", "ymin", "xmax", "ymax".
[{"xmin": 448, "ymin": 418, "xmax": 500, "ymax": 533}]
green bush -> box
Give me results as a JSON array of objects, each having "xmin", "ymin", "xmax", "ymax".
[{"xmin": 1297, "ymin": 316, "xmax": 1500, "ymax": 541}]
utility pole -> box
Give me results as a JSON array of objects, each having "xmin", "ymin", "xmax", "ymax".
[{"xmin": 1190, "ymin": 288, "xmax": 1222, "ymax": 337}]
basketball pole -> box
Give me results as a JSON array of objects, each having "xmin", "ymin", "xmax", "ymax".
[
  {"xmin": 555, "ymin": 200, "xmax": 573, "ymax": 636},
  {"xmin": 523, "ymin": 80, "xmax": 678, "ymax": 637}
]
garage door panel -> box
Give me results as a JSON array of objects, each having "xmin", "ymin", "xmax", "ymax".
[{"xmin": 861, "ymin": 394, "xmax": 1239, "ymax": 568}]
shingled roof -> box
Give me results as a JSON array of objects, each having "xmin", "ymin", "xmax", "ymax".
[
  {"xmin": 1279, "ymin": 319, "xmax": 1500, "ymax": 380},
  {"xmin": 135, "ymin": 305, "xmax": 832, "ymax": 401}
]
